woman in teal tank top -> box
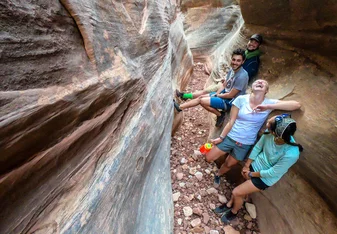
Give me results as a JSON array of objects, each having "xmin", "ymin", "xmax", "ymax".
[{"xmin": 214, "ymin": 114, "xmax": 303, "ymax": 223}]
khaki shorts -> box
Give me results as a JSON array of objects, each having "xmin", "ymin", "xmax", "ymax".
[{"xmin": 216, "ymin": 136, "xmax": 253, "ymax": 161}]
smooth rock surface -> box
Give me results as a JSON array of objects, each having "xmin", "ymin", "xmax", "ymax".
[{"xmin": 0, "ymin": 1, "xmax": 193, "ymax": 233}]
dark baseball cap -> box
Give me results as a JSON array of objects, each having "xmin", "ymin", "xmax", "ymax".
[{"xmin": 250, "ymin": 34, "xmax": 263, "ymax": 44}]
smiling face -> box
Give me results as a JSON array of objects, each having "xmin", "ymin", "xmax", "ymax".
[
  {"xmin": 230, "ymin": 54, "xmax": 245, "ymax": 71},
  {"xmin": 247, "ymin": 39, "xmax": 260, "ymax": 51},
  {"xmin": 252, "ymin": 79, "xmax": 269, "ymax": 94}
]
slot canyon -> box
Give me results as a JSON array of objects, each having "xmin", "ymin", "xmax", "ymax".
[{"xmin": 0, "ymin": 0, "xmax": 336, "ymax": 233}]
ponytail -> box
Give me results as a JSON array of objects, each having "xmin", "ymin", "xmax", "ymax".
[{"xmin": 284, "ymin": 141, "xmax": 304, "ymax": 152}]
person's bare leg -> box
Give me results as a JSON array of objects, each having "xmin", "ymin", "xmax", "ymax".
[
  {"xmin": 231, "ymin": 180, "xmax": 260, "ymax": 213},
  {"xmin": 179, "ymin": 96, "xmax": 201, "ymax": 110},
  {"xmin": 205, "ymin": 145, "xmax": 227, "ymax": 162},
  {"xmin": 191, "ymin": 90, "xmax": 209, "ymax": 99},
  {"xmin": 216, "ymin": 155, "xmax": 239, "ymax": 176},
  {"xmin": 227, "ymin": 194, "xmax": 234, "ymax": 207},
  {"xmin": 200, "ymin": 97, "xmax": 222, "ymax": 116}
]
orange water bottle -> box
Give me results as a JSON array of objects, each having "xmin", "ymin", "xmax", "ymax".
[{"xmin": 199, "ymin": 143, "xmax": 213, "ymax": 154}]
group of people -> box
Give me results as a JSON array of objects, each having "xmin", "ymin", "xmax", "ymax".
[
  {"xmin": 173, "ymin": 34, "xmax": 304, "ymax": 223},
  {"xmin": 174, "ymin": 34, "xmax": 262, "ymax": 127}
]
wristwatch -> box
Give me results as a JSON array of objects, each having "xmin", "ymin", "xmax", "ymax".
[
  {"xmin": 219, "ymin": 135, "xmax": 225, "ymax": 141},
  {"xmin": 248, "ymin": 172, "xmax": 253, "ymax": 178}
]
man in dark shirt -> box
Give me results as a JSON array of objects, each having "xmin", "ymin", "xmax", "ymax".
[{"xmin": 243, "ymin": 34, "xmax": 263, "ymax": 82}]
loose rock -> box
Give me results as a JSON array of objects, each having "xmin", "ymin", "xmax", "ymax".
[
  {"xmin": 210, "ymin": 230, "xmax": 219, "ymax": 234},
  {"xmin": 190, "ymin": 218, "xmax": 201, "ymax": 227},
  {"xmin": 245, "ymin": 203, "xmax": 257, "ymax": 219},
  {"xmin": 204, "ymin": 226, "xmax": 211, "ymax": 234},
  {"xmin": 176, "ymin": 172, "xmax": 184, "ymax": 180},
  {"xmin": 179, "ymin": 182, "xmax": 186, "ymax": 188},
  {"xmin": 189, "ymin": 167, "xmax": 197, "ymax": 175},
  {"xmin": 192, "ymin": 207, "xmax": 202, "ymax": 216},
  {"xmin": 195, "ymin": 171, "xmax": 203, "ymax": 181},
  {"xmin": 203, "ymin": 213, "xmax": 210, "ymax": 224},
  {"xmin": 244, "ymin": 214, "xmax": 252, "ymax": 221},
  {"xmin": 177, "ymin": 218, "xmax": 182, "ymax": 225},
  {"xmin": 173, "ymin": 192, "xmax": 181, "ymax": 202},
  {"xmin": 183, "ymin": 206, "xmax": 193, "ymax": 217},
  {"xmin": 223, "ymin": 225, "xmax": 240, "ymax": 234},
  {"xmin": 218, "ymin": 194, "xmax": 227, "ymax": 204},
  {"xmin": 207, "ymin": 188, "xmax": 218, "ymax": 194}
]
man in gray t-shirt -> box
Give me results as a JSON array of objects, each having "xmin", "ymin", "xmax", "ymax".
[{"xmin": 174, "ymin": 49, "xmax": 249, "ymax": 127}]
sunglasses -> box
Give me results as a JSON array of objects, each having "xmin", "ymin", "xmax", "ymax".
[{"xmin": 275, "ymin": 113, "xmax": 291, "ymax": 124}]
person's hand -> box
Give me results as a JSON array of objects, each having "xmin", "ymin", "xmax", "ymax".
[
  {"xmin": 253, "ymin": 104, "xmax": 269, "ymax": 112},
  {"xmin": 242, "ymin": 165, "xmax": 249, "ymax": 173},
  {"xmin": 242, "ymin": 169, "xmax": 250, "ymax": 180},
  {"xmin": 211, "ymin": 137, "xmax": 223, "ymax": 145}
]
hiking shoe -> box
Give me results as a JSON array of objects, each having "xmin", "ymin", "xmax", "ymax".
[
  {"xmin": 214, "ymin": 203, "xmax": 231, "ymax": 215},
  {"xmin": 221, "ymin": 210, "xmax": 237, "ymax": 223},
  {"xmin": 173, "ymin": 99, "xmax": 182, "ymax": 112},
  {"xmin": 214, "ymin": 175, "xmax": 221, "ymax": 186},
  {"xmin": 215, "ymin": 111, "xmax": 226, "ymax": 127},
  {"xmin": 175, "ymin": 89, "xmax": 187, "ymax": 101}
]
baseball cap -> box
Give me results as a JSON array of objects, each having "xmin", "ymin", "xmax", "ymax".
[{"xmin": 250, "ymin": 34, "xmax": 263, "ymax": 44}]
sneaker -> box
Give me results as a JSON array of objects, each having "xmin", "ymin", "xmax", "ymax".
[
  {"xmin": 173, "ymin": 99, "xmax": 182, "ymax": 112},
  {"xmin": 214, "ymin": 203, "xmax": 231, "ymax": 215},
  {"xmin": 215, "ymin": 111, "xmax": 226, "ymax": 127},
  {"xmin": 221, "ymin": 210, "xmax": 237, "ymax": 223},
  {"xmin": 214, "ymin": 175, "xmax": 221, "ymax": 186},
  {"xmin": 175, "ymin": 89, "xmax": 187, "ymax": 101}
]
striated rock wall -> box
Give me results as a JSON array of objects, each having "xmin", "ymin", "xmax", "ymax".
[{"xmin": 0, "ymin": 1, "xmax": 193, "ymax": 233}]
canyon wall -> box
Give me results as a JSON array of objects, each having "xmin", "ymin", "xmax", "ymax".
[{"xmin": 0, "ymin": 1, "xmax": 193, "ymax": 233}]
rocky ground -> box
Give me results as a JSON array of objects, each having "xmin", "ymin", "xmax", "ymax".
[{"xmin": 171, "ymin": 64, "xmax": 260, "ymax": 234}]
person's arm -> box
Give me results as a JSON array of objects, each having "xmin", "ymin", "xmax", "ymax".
[
  {"xmin": 254, "ymin": 100, "xmax": 301, "ymax": 112},
  {"xmin": 248, "ymin": 134, "xmax": 266, "ymax": 161},
  {"xmin": 241, "ymin": 134, "xmax": 266, "ymax": 179},
  {"xmin": 253, "ymin": 153, "xmax": 299, "ymax": 178},
  {"xmin": 217, "ymin": 88, "xmax": 240, "ymax": 99},
  {"xmin": 211, "ymin": 105, "xmax": 239, "ymax": 144}
]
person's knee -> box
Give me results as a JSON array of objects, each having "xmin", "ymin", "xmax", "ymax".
[
  {"xmin": 232, "ymin": 187, "xmax": 244, "ymax": 197},
  {"xmin": 224, "ymin": 160, "xmax": 237, "ymax": 168},
  {"xmin": 200, "ymin": 98, "xmax": 209, "ymax": 106},
  {"xmin": 205, "ymin": 153, "xmax": 214, "ymax": 162}
]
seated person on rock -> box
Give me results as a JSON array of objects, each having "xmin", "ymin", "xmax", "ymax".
[
  {"xmin": 176, "ymin": 34, "xmax": 263, "ymax": 101},
  {"xmin": 214, "ymin": 115, "xmax": 303, "ymax": 223},
  {"xmin": 174, "ymin": 48, "xmax": 249, "ymax": 127},
  {"xmin": 204, "ymin": 79, "xmax": 301, "ymax": 185}
]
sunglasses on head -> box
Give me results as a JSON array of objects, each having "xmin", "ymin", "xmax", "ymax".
[{"xmin": 275, "ymin": 114, "xmax": 291, "ymax": 124}]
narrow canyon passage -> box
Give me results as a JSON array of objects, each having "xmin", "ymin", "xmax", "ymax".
[{"xmin": 1, "ymin": 1, "xmax": 337, "ymax": 233}]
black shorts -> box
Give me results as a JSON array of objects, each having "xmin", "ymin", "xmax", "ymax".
[{"xmin": 250, "ymin": 165, "xmax": 269, "ymax": 190}]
